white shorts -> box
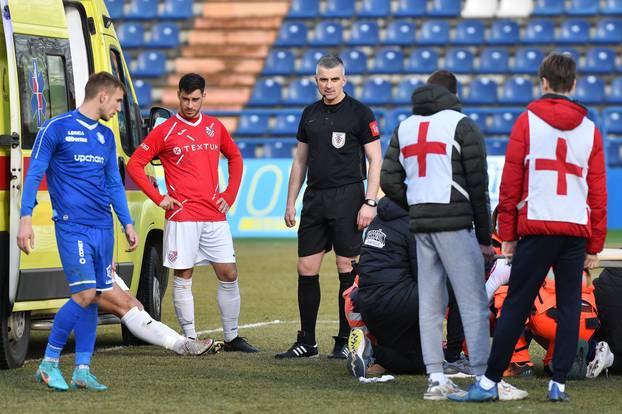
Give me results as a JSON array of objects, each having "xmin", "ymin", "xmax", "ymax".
[{"xmin": 163, "ymin": 221, "xmax": 236, "ymax": 269}]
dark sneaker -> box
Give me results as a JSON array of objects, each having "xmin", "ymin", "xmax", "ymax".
[
  {"xmin": 548, "ymin": 383, "xmax": 570, "ymax": 402},
  {"xmin": 224, "ymin": 336, "xmax": 259, "ymax": 353},
  {"xmin": 567, "ymin": 339, "xmax": 588, "ymax": 380},
  {"xmin": 275, "ymin": 331, "xmax": 319, "ymax": 359},
  {"xmin": 327, "ymin": 335, "xmax": 349, "ymax": 359},
  {"xmin": 503, "ymin": 362, "xmax": 535, "ymax": 378},
  {"xmin": 443, "ymin": 354, "xmax": 474, "ymax": 378}
]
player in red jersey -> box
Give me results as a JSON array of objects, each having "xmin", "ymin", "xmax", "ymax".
[{"xmin": 127, "ymin": 73, "xmax": 258, "ymax": 352}]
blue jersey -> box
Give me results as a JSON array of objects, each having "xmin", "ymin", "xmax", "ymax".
[{"xmin": 21, "ymin": 109, "xmax": 133, "ymax": 228}]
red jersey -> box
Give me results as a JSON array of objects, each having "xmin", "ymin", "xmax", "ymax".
[{"xmin": 127, "ymin": 113, "xmax": 243, "ymax": 222}]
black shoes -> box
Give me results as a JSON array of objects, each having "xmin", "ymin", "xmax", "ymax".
[
  {"xmin": 275, "ymin": 331, "xmax": 319, "ymax": 359},
  {"xmin": 327, "ymin": 335, "xmax": 349, "ymax": 359},
  {"xmin": 224, "ymin": 336, "xmax": 260, "ymax": 353}
]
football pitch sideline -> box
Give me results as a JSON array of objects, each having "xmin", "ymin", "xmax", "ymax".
[{"xmin": 2, "ymin": 236, "xmax": 622, "ymax": 413}]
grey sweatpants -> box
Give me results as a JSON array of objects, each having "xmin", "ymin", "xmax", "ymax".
[{"xmin": 415, "ymin": 229, "xmax": 490, "ymax": 376}]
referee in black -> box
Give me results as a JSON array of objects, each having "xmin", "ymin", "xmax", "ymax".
[{"xmin": 276, "ymin": 55, "xmax": 382, "ymax": 359}]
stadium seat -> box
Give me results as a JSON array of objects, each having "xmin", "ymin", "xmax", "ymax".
[
  {"xmin": 496, "ymin": 0, "xmax": 534, "ymax": 17},
  {"xmin": 587, "ymin": 107, "xmax": 599, "ymax": 124},
  {"xmin": 464, "ymin": 78, "xmax": 498, "ymax": 104},
  {"xmin": 264, "ymin": 139, "xmax": 298, "ymax": 158},
  {"xmin": 418, "ymin": 21, "xmax": 450, "ymax": 45},
  {"xmin": 445, "ymin": 48, "xmax": 474, "ymax": 74},
  {"xmin": 359, "ymin": 0, "xmax": 391, "ymax": 17},
  {"xmin": 384, "ymin": 20, "xmax": 416, "ymax": 45},
  {"xmin": 582, "ymin": 48, "xmax": 616, "ymax": 73},
  {"xmin": 567, "ymin": 0, "xmax": 599, "ymax": 15},
  {"xmin": 499, "ymin": 78, "xmax": 534, "ymax": 104},
  {"xmin": 554, "ymin": 47, "xmax": 580, "ymax": 62},
  {"xmin": 604, "ymin": 108, "xmax": 622, "ymax": 134},
  {"xmin": 406, "ymin": 48, "xmax": 438, "ymax": 73},
  {"xmin": 608, "ymin": 77, "xmax": 622, "ymax": 103},
  {"xmin": 324, "ymin": 0, "xmax": 355, "ymax": 17},
  {"xmin": 606, "ymin": 139, "xmax": 622, "ymax": 168},
  {"xmin": 117, "ymin": 23, "xmax": 144, "ymax": 49},
  {"xmin": 272, "ymin": 113, "xmax": 301, "ymax": 135},
  {"xmin": 428, "ymin": 0, "xmax": 461, "ymax": 16},
  {"xmin": 488, "ymin": 20, "xmax": 520, "ymax": 44},
  {"xmin": 104, "ymin": 0, "xmax": 124, "ymax": 19},
  {"xmin": 147, "ymin": 23, "xmax": 180, "ymax": 48},
  {"xmin": 386, "ymin": 108, "xmax": 411, "ymax": 133},
  {"xmin": 478, "ymin": 48, "xmax": 509, "ymax": 73},
  {"xmin": 236, "ymin": 113, "xmax": 271, "ymax": 135},
  {"xmin": 289, "ymin": 0, "xmax": 319, "ymax": 18},
  {"xmin": 348, "ymin": 21, "xmax": 379, "ymax": 46},
  {"xmin": 276, "ymin": 22, "xmax": 308, "ymax": 47},
  {"xmin": 132, "ymin": 51, "xmax": 166, "ymax": 77},
  {"xmin": 576, "ymin": 76, "xmax": 606, "ymax": 104},
  {"xmin": 593, "ymin": 19, "xmax": 622, "ymax": 43},
  {"xmin": 249, "ymin": 79, "xmax": 282, "ymax": 106},
  {"xmin": 133, "ymin": 79, "xmax": 152, "ymax": 107},
  {"xmin": 489, "ymin": 110, "xmax": 520, "ymax": 134},
  {"xmin": 512, "ymin": 48, "xmax": 545, "ymax": 74},
  {"xmin": 340, "ymin": 48, "xmax": 367, "ymax": 74},
  {"xmin": 394, "ymin": 0, "xmax": 426, "ymax": 17},
  {"xmin": 125, "ymin": 0, "xmax": 158, "ymax": 20},
  {"xmin": 602, "ymin": 0, "xmax": 622, "ymax": 14},
  {"xmin": 453, "ymin": 20, "xmax": 486, "ymax": 45},
  {"xmin": 393, "ymin": 78, "xmax": 423, "ymax": 104},
  {"xmin": 160, "ymin": 0, "xmax": 193, "ymax": 19},
  {"xmin": 359, "ymin": 78, "xmax": 392, "ymax": 105},
  {"xmin": 523, "ymin": 19, "xmax": 555, "ymax": 44},
  {"xmin": 310, "ymin": 21, "xmax": 343, "ymax": 46},
  {"xmin": 263, "ymin": 50, "xmax": 295, "ymax": 75},
  {"xmin": 371, "ymin": 48, "xmax": 404, "ymax": 73},
  {"xmin": 298, "ymin": 49, "xmax": 328, "ymax": 74},
  {"xmin": 344, "ymin": 82, "xmax": 355, "ymax": 96},
  {"xmin": 285, "ymin": 79, "xmax": 318, "ymax": 105},
  {"xmin": 486, "ymin": 138, "xmax": 509, "ymax": 156},
  {"xmin": 235, "ymin": 140, "xmax": 259, "ymax": 159},
  {"xmin": 558, "ymin": 19, "xmax": 590, "ymax": 44},
  {"xmin": 463, "ymin": 110, "xmax": 488, "ymax": 133},
  {"xmin": 462, "ymin": 0, "xmax": 497, "ymax": 18},
  {"xmin": 533, "ymin": 0, "xmax": 564, "ymax": 15}
]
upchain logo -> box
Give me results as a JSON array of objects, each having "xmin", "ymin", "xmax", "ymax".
[{"xmin": 74, "ymin": 154, "xmax": 105, "ymax": 164}]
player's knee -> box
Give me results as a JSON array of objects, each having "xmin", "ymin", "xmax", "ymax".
[
  {"xmin": 221, "ymin": 269, "xmax": 237, "ymax": 282},
  {"xmin": 297, "ymin": 260, "xmax": 319, "ymax": 276},
  {"xmin": 335, "ymin": 257, "xmax": 354, "ymax": 273},
  {"xmin": 72, "ymin": 288, "xmax": 97, "ymax": 307}
]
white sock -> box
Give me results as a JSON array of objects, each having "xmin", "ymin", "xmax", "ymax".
[
  {"xmin": 429, "ymin": 372, "xmax": 447, "ymax": 385},
  {"xmin": 173, "ymin": 276, "xmax": 197, "ymax": 338},
  {"xmin": 479, "ymin": 375, "xmax": 497, "ymax": 390},
  {"xmin": 218, "ymin": 279, "xmax": 240, "ymax": 342},
  {"xmin": 121, "ymin": 306, "xmax": 179, "ymax": 350},
  {"xmin": 549, "ymin": 380, "xmax": 565, "ymax": 392}
]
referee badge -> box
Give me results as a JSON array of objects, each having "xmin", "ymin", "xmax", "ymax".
[{"xmin": 332, "ymin": 132, "xmax": 346, "ymax": 149}]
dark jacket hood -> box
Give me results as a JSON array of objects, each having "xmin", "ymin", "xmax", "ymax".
[
  {"xmin": 411, "ymin": 84, "xmax": 462, "ymax": 116},
  {"xmin": 377, "ymin": 197, "xmax": 408, "ymax": 221},
  {"xmin": 527, "ymin": 94, "xmax": 588, "ymax": 131}
]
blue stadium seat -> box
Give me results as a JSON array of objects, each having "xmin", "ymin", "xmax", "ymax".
[
  {"xmin": 285, "ymin": 79, "xmax": 318, "ymax": 105},
  {"xmin": 344, "ymin": 82, "xmax": 355, "ymax": 96},
  {"xmin": 133, "ymin": 79, "xmax": 152, "ymax": 107},
  {"xmin": 235, "ymin": 140, "xmax": 260, "ymax": 159},
  {"xmin": 445, "ymin": 48, "xmax": 474, "ymax": 74},
  {"xmin": 608, "ymin": 77, "xmax": 622, "ymax": 103},
  {"xmin": 359, "ymin": 78, "xmax": 392, "ymax": 105},
  {"xmin": 488, "ymin": 20, "xmax": 520, "ymax": 45},
  {"xmin": 264, "ymin": 139, "xmax": 298, "ymax": 158},
  {"xmin": 464, "ymin": 78, "xmax": 498, "ymax": 104},
  {"xmin": 602, "ymin": 0, "xmax": 622, "ymax": 14},
  {"xmin": 523, "ymin": 19, "xmax": 555, "ymax": 44},
  {"xmin": 499, "ymin": 78, "xmax": 534, "ymax": 104},
  {"xmin": 453, "ymin": 20, "xmax": 485, "ymax": 45},
  {"xmin": 249, "ymin": 79, "xmax": 282, "ymax": 106},
  {"xmin": 324, "ymin": 0, "xmax": 355, "ymax": 17},
  {"xmin": 587, "ymin": 107, "xmax": 600, "ymax": 124},
  {"xmin": 386, "ymin": 108, "xmax": 411, "ymax": 133},
  {"xmin": 604, "ymin": 108, "xmax": 622, "ymax": 134},
  {"xmin": 463, "ymin": 110, "xmax": 488, "ymax": 133},
  {"xmin": 384, "ymin": 20, "xmax": 416, "ymax": 45},
  {"xmin": 406, "ymin": 48, "xmax": 438, "ymax": 73},
  {"xmin": 486, "ymin": 138, "xmax": 509, "ymax": 156},
  {"xmin": 117, "ymin": 23, "xmax": 144, "ymax": 49},
  {"xmin": 512, "ymin": 48, "xmax": 545, "ymax": 74},
  {"xmin": 126, "ymin": 0, "xmax": 158, "ymax": 20},
  {"xmin": 236, "ymin": 113, "xmax": 270, "ymax": 135},
  {"xmin": 582, "ymin": 48, "xmax": 616, "ymax": 73},
  {"xmin": 272, "ymin": 113, "xmax": 301, "ymax": 135},
  {"xmin": 393, "ymin": 78, "xmax": 423, "ymax": 105},
  {"xmin": 554, "ymin": 47, "xmax": 580, "ymax": 62},
  {"xmin": 160, "ymin": 0, "xmax": 193, "ymax": 19},
  {"xmin": 567, "ymin": 0, "xmax": 599, "ymax": 15},
  {"xmin": 276, "ymin": 22, "xmax": 308, "ymax": 47},
  {"xmin": 533, "ymin": 0, "xmax": 564, "ymax": 15},
  {"xmin": 478, "ymin": 48, "xmax": 509, "ymax": 73},
  {"xmin": 418, "ymin": 21, "xmax": 450, "ymax": 45},
  {"xmin": 340, "ymin": 48, "xmax": 368, "ymax": 74},
  {"xmin": 606, "ymin": 139, "xmax": 622, "ymax": 168},
  {"xmin": 298, "ymin": 49, "xmax": 328, "ymax": 74},
  {"xmin": 394, "ymin": 0, "xmax": 427, "ymax": 17},
  {"xmin": 105, "ymin": 0, "xmax": 124, "ymax": 19},
  {"xmin": 147, "ymin": 23, "xmax": 180, "ymax": 48},
  {"xmin": 371, "ymin": 48, "xmax": 404, "ymax": 73},
  {"xmin": 310, "ymin": 21, "xmax": 343, "ymax": 46},
  {"xmin": 558, "ymin": 19, "xmax": 590, "ymax": 43},
  {"xmin": 132, "ymin": 51, "xmax": 166, "ymax": 77},
  {"xmin": 593, "ymin": 19, "xmax": 622, "ymax": 43},
  {"xmin": 348, "ymin": 21, "xmax": 379, "ymax": 46},
  {"xmin": 289, "ymin": 0, "xmax": 319, "ymax": 18},
  {"xmin": 359, "ymin": 0, "xmax": 391, "ymax": 17},
  {"xmin": 428, "ymin": 0, "xmax": 461, "ymax": 16},
  {"xmin": 489, "ymin": 110, "xmax": 520, "ymax": 134},
  {"xmin": 576, "ymin": 76, "xmax": 605, "ymax": 104},
  {"xmin": 263, "ymin": 50, "xmax": 295, "ymax": 75}
]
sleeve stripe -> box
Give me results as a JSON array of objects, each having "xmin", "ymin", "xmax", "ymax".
[{"xmin": 34, "ymin": 113, "xmax": 73, "ymax": 159}]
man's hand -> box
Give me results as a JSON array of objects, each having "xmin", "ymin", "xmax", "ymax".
[
  {"xmin": 124, "ymin": 224, "xmax": 139, "ymax": 252},
  {"xmin": 17, "ymin": 216, "xmax": 35, "ymax": 254},
  {"xmin": 480, "ymin": 244, "xmax": 495, "ymax": 263},
  {"xmin": 502, "ymin": 240, "xmax": 518, "ymax": 263},
  {"xmin": 357, "ymin": 204, "xmax": 377, "ymax": 230},
  {"xmin": 216, "ymin": 197, "xmax": 230, "ymax": 214},
  {"xmin": 585, "ymin": 253, "xmax": 599, "ymax": 270},
  {"xmin": 159, "ymin": 194, "xmax": 183, "ymax": 211},
  {"xmin": 284, "ymin": 204, "xmax": 296, "ymax": 228}
]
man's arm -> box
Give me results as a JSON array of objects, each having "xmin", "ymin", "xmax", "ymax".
[
  {"xmin": 380, "ymin": 129, "xmax": 408, "ymax": 210},
  {"xmin": 585, "ymin": 128, "xmax": 607, "ymax": 258},
  {"xmin": 357, "ymin": 140, "xmax": 382, "ymax": 229},
  {"xmin": 217, "ymin": 122, "xmax": 243, "ymax": 214},
  {"xmin": 284, "ymin": 142, "xmax": 308, "ymax": 228}
]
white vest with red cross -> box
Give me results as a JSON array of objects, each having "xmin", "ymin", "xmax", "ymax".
[
  {"xmin": 398, "ymin": 110, "xmax": 467, "ymax": 205},
  {"xmin": 525, "ymin": 110, "xmax": 593, "ymax": 225}
]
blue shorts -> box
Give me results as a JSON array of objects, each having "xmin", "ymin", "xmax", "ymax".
[{"xmin": 54, "ymin": 221, "xmax": 114, "ymax": 294}]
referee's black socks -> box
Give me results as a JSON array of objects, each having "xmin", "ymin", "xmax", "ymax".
[
  {"xmin": 338, "ymin": 271, "xmax": 355, "ymax": 338},
  {"xmin": 298, "ymin": 274, "xmax": 320, "ymax": 345}
]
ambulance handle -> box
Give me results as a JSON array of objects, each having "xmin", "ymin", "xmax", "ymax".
[
  {"xmin": 0, "ymin": 132, "xmax": 19, "ymax": 148},
  {"xmin": 118, "ymin": 156, "xmax": 126, "ymax": 184}
]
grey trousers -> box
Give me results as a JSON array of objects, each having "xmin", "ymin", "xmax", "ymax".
[{"xmin": 415, "ymin": 229, "xmax": 490, "ymax": 376}]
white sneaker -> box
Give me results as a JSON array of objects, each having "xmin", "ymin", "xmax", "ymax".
[
  {"xmin": 587, "ymin": 341, "xmax": 614, "ymax": 378},
  {"xmin": 423, "ymin": 378, "xmax": 465, "ymax": 401},
  {"xmin": 181, "ymin": 338, "xmax": 215, "ymax": 355},
  {"xmin": 498, "ymin": 380, "xmax": 528, "ymax": 401}
]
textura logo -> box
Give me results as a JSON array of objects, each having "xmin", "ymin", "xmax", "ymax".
[
  {"xmin": 364, "ymin": 229, "xmax": 386, "ymax": 248},
  {"xmin": 168, "ymin": 250, "xmax": 178, "ymax": 263},
  {"xmin": 206, "ymin": 122, "xmax": 215, "ymax": 137},
  {"xmin": 173, "ymin": 146, "xmax": 182, "ymax": 155}
]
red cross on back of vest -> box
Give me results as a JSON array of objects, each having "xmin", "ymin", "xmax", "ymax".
[
  {"xmin": 534, "ymin": 137, "xmax": 583, "ymax": 196},
  {"xmin": 400, "ymin": 121, "xmax": 447, "ymax": 177}
]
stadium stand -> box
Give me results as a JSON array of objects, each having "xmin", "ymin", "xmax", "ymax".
[
  {"xmin": 289, "ymin": 0, "xmax": 319, "ymax": 18},
  {"xmin": 359, "ymin": 0, "xmax": 391, "ymax": 18},
  {"xmin": 125, "ymin": 0, "xmax": 159, "ymax": 20},
  {"xmin": 349, "ymin": 21, "xmax": 380, "ymax": 46},
  {"xmin": 117, "ymin": 22, "xmax": 145, "ymax": 49},
  {"xmin": 160, "ymin": 0, "xmax": 194, "ymax": 19},
  {"xmin": 394, "ymin": 0, "xmax": 427, "ymax": 17},
  {"xmin": 263, "ymin": 50, "xmax": 296, "ymax": 75},
  {"xmin": 340, "ymin": 48, "xmax": 367, "ymax": 74},
  {"xmin": 384, "ymin": 20, "xmax": 417, "ymax": 45},
  {"xmin": 453, "ymin": 20, "xmax": 486, "ymax": 44},
  {"xmin": 147, "ymin": 23, "xmax": 180, "ymax": 48}
]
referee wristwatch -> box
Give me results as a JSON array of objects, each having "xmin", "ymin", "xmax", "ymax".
[{"xmin": 364, "ymin": 198, "xmax": 378, "ymax": 207}]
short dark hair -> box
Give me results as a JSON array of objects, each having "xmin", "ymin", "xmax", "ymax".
[
  {"xmin": 316, "ymin": 54, "xmax": 345, "ymax": 75},
  {"xmin": 84, "ymin": 72, "xmax": 126, "ymax": 100},
  {"xmin": 538, "ymin": 53, "xmax": 576, "ymax": 93},
  {"xmin": 179, "ymin": 73, "xmax": 206, "ymax": 94},
  {"xmin": 426, "ymin": 70, "xmax": 457, "ymax": 94}
]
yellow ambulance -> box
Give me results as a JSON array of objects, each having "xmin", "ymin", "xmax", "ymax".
[{"xmin": 0, "ymin": 0, "xmax": 166, "ymax": 368}]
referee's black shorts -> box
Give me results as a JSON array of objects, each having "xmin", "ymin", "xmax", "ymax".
[{"xmin": 298, "ymin": 182, "xmax": 364, "ymax": 258}]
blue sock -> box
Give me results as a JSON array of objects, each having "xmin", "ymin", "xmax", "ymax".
[
  {"xmin": 44, "ymin": 298, "xmax": 86, "ymax": 360},
  {"xmin": 74, "ymin": 303, "xmax": 98, "ymax": 366}
]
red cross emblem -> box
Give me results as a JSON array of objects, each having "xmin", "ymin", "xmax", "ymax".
[
  {"xmin": 534, "ymin": 138, "xmax": 583, "ymax": 196},
  {"xmin": 401, "ymin": 122, "xmax": 447, "ymax": 177}
]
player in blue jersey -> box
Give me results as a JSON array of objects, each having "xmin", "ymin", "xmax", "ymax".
[{"xmin": 17, "ymin": 72, "xmax": 138, "ymax": 391}]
